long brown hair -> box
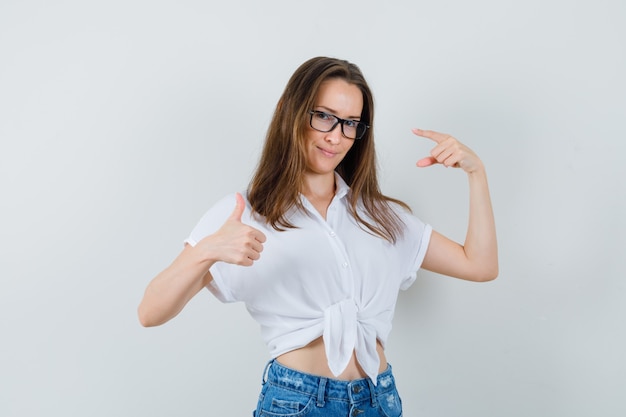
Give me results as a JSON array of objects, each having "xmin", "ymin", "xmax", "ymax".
[{"xmin": 247, "ymin": 57, "xmax": 410, "ymax": 243}]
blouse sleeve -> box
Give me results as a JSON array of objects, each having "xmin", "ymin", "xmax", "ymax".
[
  {"xmin": 183, "ymin": 193, "xmax": 240, "ymax": 303},
  {"xmin": 396, "ymin": 208, "xmax": 433, "ymax": 291}
]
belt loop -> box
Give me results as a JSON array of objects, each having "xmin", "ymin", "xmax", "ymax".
[
  {"xmin": 367, "ymin": 378, "xmax": 377, "ymax": 407},
  {"xmin": 316, "ymin": 377, "xmax": 327, "ymax": 407},
  {"xmin": 261, "ymin": 359, "xmax": 274, "ymax": 385}
]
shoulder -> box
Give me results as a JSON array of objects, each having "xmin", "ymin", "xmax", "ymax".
[
  {"xmin": 385, "ymin": 199, "xmax": 430, "ymax": 236},
  {"xmin": 186, "ymin": 191, "xmax": 251, "ymax": 245},
  {"xmin": 386, "ymin": 199, "xmax": 412, "ymax": 215},
  {"xmin": 201, "ymin": 192, "xmax": 247, "ymax": 218},
  {"xmin": 381, "ymin": 196, "xmax": 421, "ymax": 220}
]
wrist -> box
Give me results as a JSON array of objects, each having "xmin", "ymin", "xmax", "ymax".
[
  {"xmin": 466, "ymin": 166, "xmax": 489, "ymax": 187},
  {"xmin": 188, "ymin": 239, "xmax": 219, "ymax": 267}
]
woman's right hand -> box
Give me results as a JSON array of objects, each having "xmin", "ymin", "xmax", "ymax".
[
  {"xmin": 200, "ymin": 192, "xmax": 266, "ymax": 266},
  {"xmin": 138, "ymin": 193, "xmax": 266, "ymax": 326}
]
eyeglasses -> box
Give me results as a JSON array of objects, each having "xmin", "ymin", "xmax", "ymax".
[{"xmin": 308, "ymin": 110, "xmax": 370, "ymax": 140}]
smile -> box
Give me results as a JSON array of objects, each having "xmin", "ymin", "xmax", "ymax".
[{"xmin": 317, "ymin": 146, "xmax": 337, "ymax": 157}]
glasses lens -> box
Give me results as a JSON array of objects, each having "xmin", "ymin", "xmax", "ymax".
[
  {"xmin": 342, "ymin": 121, "xmax": 368, "ymax": 140},
  {"xmin": 310, "ymin": 111, "xmax": 337, "ymax": 132},
  {"xmin": 342, "ymin": 122, "xmax": 357, "ymax": 139},
  {"xmin": 355, "ymin": 122, "xmax": 367, "ymax": 139},
  {"xmin": 343, "ymin": 120, "xmax": 367, "ymax": 139}
]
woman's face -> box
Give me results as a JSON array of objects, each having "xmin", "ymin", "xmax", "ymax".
[{"xmin": 304, "ymin": 78, "xmax": 363, "ymax": 179}]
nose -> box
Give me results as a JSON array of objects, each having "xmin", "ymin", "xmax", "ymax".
[{"xmin": 324, "ymin": 123, "xmax": 343, "ymax": 144}]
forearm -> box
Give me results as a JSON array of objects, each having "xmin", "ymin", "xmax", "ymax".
[
  {"xmin": 138, "ymin": 244, "xmax": 215, "ymax": 327},
  {"xmin": 463, "ymin": 166, "xmax": 498, "ymax": 280},
  {"xmin": 138, "ymin": 195, "xmax": 267, "ymax": 326}
]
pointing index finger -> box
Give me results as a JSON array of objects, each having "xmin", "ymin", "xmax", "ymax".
[{"xmin": 412, "ymin": 128, "xmax": 449, "ymax": 144}]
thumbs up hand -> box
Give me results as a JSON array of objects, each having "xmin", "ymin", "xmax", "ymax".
[{"xmin": 204, "ymin": 193, "xmax": 267, "ymax": 266}]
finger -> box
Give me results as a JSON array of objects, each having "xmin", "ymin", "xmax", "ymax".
[
  {"xmin": 250, "ymin": 240, "xmax": 264, "ymax": 253},
  {"xmin": 228, "ymin": 192, "xmax": 246, "ymax": 222},
  {"xmin": 442, "ymin": 155, "xmax": 461, "ymax": 168},
  {"xmin": 245, "ymin": 250, "xmax": 261, "ymax": 262},
  {"xmin": 433, "ymin": 146, "xmax": 455, "ymax": 164},
  {"xmin": 237, "ymin": 257, "xmax": 254, "ymax": 267},
  {"xmin": 254, "ymin": 230, "xmax": 267, "ymax": 243},
  {"xmin": 416, "ymin": 156, "xmax": 438, "ymax": 167},
  {"xmin": 412, "ymin": 128, "xmax": 450, "ymax": 144}
]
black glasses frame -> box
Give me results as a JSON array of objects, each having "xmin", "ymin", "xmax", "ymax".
[{"xmin": 308, "ymin": 110, "xmax": 370, "ymax": 140}]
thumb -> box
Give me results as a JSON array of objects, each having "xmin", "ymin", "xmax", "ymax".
[
  {"xmin": 417, "ymin": 156, "xmax": 438, "ymax": 167},
  {"xmin": 228, "ymin": 192, "xmax": 246, "ymax": 222}
]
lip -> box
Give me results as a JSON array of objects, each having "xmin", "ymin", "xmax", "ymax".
[{"xmin": 317, "ymin": 146, "xmax": 337, "ymax": 157}]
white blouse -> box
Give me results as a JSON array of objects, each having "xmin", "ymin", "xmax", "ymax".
[{"xmin": 185, "ymin": 174, "xmax": 432, "ymax": 384}]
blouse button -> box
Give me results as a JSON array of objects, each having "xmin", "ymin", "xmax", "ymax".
[
  {"xmin": 329, "ymin": 231, "xmax": 336, "ymax": 237},
  {"xmin": 342, "ymin": 262, "xmax": 348, "ymax": 268}
]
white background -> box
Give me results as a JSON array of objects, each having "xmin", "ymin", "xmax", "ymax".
[{"xmin": 1, "ymin": 1, "xmax": 624, "ymax": 416}]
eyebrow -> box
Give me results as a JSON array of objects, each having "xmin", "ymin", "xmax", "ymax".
[{"xmin": 315, "ymin": 106, "xmax": 361, "ymax": 121}]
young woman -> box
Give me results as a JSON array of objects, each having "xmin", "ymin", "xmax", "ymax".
[{"xmin": 138, "ymin": 56, "xmax": 498, "ymax": 416}]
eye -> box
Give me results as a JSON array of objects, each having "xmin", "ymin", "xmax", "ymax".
[
  {"xmin": 344, "ymin": 120, "xmax": 358, "ymax": 128},
  {"xmin": 315, "ymin": 111, "xmax": 332, "ymax": 120}
]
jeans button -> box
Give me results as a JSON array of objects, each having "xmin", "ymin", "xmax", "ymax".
[
  {"xmin": 352, "ymin": 385, "xmax": 362, "ymax": 393},
  {"xmin": 351, "ymin": 409, "xmax": 364, "ymax": 416}
]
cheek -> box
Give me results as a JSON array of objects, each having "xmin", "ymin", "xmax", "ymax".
[
  {"xmin": 304, "ymin": 136, "xmax": 317, "ymax": 152},
  {"xmin": 304, "ymin": 128, "xmax": 322, "ymax": 145},
  {"xmin": 343, "ymin": 140, "xmax": 356, "ymax": 154}
]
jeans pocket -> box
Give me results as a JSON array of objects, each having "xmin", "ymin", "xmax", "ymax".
[
  {"xmin": 257, "ymin": 385, "xmax": 315, "ymax": 417},
  {"xmin": 271, "ymin": 399, "xmax": 304, "ymax": 413},
  {"xmin": 377, "ymin": 389, "xmax": 403, "ymax": 417}
]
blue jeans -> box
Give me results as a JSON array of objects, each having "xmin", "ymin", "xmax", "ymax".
[{"xmin": 253, "ymin": 359, "xmax": 403, "ymax": 417}]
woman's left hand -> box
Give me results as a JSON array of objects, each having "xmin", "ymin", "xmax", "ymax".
[{"xmin": 412, "ymin": 128, "xmax": 483, "ymax": 174}]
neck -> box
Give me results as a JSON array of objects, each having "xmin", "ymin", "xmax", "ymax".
[
  {"xmin": 302, "ymin": 173, "xmax": 336, "ymax": 200},
  {"xmin": 302, "ymin": 173, "xmax": 336, "ymax": 220}
]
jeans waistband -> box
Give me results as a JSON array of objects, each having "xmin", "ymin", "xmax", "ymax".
[{"xmin": 262, "ymin": 359, "xmax": 396, "ymax": 406}]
